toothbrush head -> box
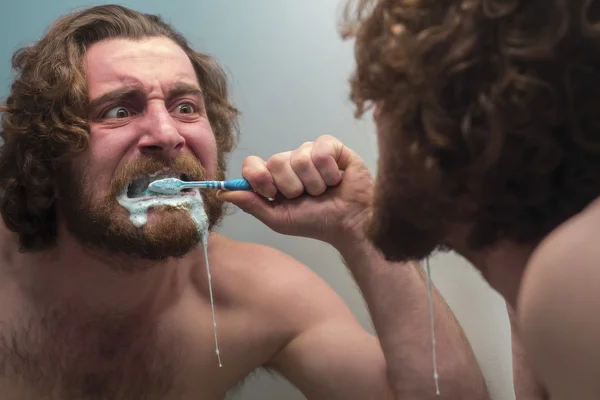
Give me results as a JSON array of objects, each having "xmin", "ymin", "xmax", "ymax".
[{"xmin": 147, "ymin": 177, "xmax": 184, "ymax": 195}]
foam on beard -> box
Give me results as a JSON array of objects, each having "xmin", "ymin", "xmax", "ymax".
[
  {"xmin": 118, "ymin": 186, "xmax": 207, "ymax": 228},
  {"xmin": 117, "ymin": 171, "xmax": 223, "ymax": 368},
  {"xmin": 117, "ymin": 170, "xmax": 203, "ymax": 229}
]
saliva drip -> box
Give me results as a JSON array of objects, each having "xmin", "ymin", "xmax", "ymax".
[
  {"xmin": 425, "ymin": 257, "xmax": 440, "ymax": 396},
  {"xmin": 202, "ymin": 234, "xmax": 222, "ymax": 367}
]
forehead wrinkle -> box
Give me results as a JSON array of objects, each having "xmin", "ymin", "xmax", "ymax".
[
  {"xmin": 85, "ymin": 46, "xmax": 199, "ymax": 95},
  {"xmin": 89, "ymin": 77, "xmax": 201, "ymax": 106}
]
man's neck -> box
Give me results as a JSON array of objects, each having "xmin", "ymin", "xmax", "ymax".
[
  {"xmin": 6, "ymin": 226, "xmax": 199, "ymax": 315},
  {"xmin": 460, "ymin": 241, "xmax": 536, "ymax": 308}
]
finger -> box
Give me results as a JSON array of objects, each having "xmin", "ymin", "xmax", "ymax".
[
  {"xmin": 241, "ymin": 156, "xmax": 278, "ymax": 198},
  {"xmin": 290, "ymin": 143, "xmax": 327, "ymax": 196},
  {"xmin": 266, "ymin": 151, "xmax": 305, "ymax": 199},
  {"xmin": 313, "ymin": 134, "xmax": 365, "ymax": 184},
  {"xmin": 217, "ymin": 190, "xmax": 287, "ymax": 232},
  {"xmin": 311, "ymin": 135, "xmax": 344, "ymax": 186}
]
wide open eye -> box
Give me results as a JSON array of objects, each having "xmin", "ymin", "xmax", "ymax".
[
  {"xmin": 104, "ymin": 106, "xmax": 130, "ymax": 119},
  {"xmin": 175, "ymin": 103, "xmax": 196, "ymax": 114}
]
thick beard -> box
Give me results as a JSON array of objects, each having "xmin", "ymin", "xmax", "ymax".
[
  {"xmin": 55, "ymin": 154, "xmax": 226, "ymax": 270},
  {"xmin": 364, "ymin": 154, "xmax": 447, "ymax": 263}
]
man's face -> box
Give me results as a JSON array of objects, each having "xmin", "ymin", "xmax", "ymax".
[
  {"xmin": 365, "ymin": 106, "xmax": 446, "ymax": 262},
  {"xmin": 56, "ymin": 37, "xmax": 225, "ymax": 263}
]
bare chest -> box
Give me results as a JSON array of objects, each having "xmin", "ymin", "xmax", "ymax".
[{"xmin": 0, "ymin": 298, "xmax": 276, "ymax": 400}]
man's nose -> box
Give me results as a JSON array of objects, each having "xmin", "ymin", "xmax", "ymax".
[{"xmin": 137, "ymin": 104, "xmax": 185, "ymax": 158}]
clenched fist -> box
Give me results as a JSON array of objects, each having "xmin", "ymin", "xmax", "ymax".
[{"xmin": 217, "ymin": 135, "xmax": 374, "ymax": 249}]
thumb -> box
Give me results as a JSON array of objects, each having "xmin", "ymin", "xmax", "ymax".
[{"xmin": 217, "ymin": 190, "xmax": 282, "ymax": 229}]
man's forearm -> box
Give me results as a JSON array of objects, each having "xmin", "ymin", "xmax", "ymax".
[{"xmin": 336, "ymin": 240, "xmax": 490, "ymax": 399}]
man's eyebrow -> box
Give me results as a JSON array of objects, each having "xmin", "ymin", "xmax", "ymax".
[
  {"xmin": 88, "ymin": 86, "xmax": 145, "ymax": 112},
  {"xmin": 88, "ymin": 83, "xmax": 204, "ymax": 112},
  {"xmin": 167, "ymin": 83, "xmax": 204, "ymax": 101}
]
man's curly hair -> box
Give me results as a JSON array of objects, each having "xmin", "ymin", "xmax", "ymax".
[
  {"xmin": 0, "ymin": 5, "xmax": 239, "ymax": 251},
  {"xmin": 343, "ymin": 0, "xmax": 600, "ymax": 249}
]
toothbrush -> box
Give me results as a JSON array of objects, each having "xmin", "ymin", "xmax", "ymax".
[{"xmin": 147, "ymin": 177, "xmax": 253, "ymax": 195}]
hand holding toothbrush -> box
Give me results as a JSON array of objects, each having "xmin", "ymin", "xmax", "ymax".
[{"xmin": 216, "ymin": 135, "xmax": 374, "ymax": 251}]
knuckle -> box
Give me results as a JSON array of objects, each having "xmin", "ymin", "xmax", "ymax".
[
  {"xmin": 311, "ymin": 150, "xmax": 331, "ymax": 168},
  {"xmin": 317, "ymin": 133, "xmax": 336, "ymax": 143},
  {"xmin": 242, "ymin": 166, "xmax": 264, "ymax": 183},
  {"xmin": 266, "ymin": 153, "xmax": 289, "ymax": 171},
  {"xmin": 242, "ymin": 155, "xmax": 261, "ymax": 167},
  {"xmin": 252, "ymin": 172, "xmax": 273, "ymax": 189},
  {"xmin": 241, "ymin": 156, "xmax": 265, "ymax": 175},
  {"xmin": 290, "ymin": 153, "xmax": 312, "ymax": 174},
  {"xmin": 241, "ymin": 161, "xmax": 273, "ymax": 193},
  {"xmin": 241, "ymin": 161, "xmax": 258, "ymax": 177}
]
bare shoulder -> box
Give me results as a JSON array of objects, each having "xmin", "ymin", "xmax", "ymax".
[
  {"xmin": 207, "ymin": 233, "xmax": 357, "ymax": 330},
  {"xmin": 517, "ymin": 198, "xmax": 600, "ymax": 399},
  {"xmin": 522, "ymin": 197, "xmax": 600, "ymax": 290},
  {"xmin": 523, "ymin": 195, "xmax": 600, "ymax": 284}
]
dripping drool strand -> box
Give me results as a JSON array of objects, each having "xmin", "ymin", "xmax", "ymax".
[
  {"xmin": 203, "ymin": 237, "xmax": 222, "ymax": 368},
  {"xmin": 425, "ymin": 257, "xmax": 440, "ymax": 396}
]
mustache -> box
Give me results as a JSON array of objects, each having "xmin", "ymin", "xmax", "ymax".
[{"xmin": 108, "ymin": 153, "xmax": 208, "ymax": 198}]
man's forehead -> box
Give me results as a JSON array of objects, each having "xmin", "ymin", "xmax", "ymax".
[
  {"xmin": 90, "ymin": 76, "xmax": 202, "ymax": 96},
  {"xmin": 83, "ymin": 37, "xmax": 200, "ymax": 97}
]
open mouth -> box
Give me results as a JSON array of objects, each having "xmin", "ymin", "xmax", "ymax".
[{"xmin": 126, "ymin": 173, "xmax": 191, "ymax": 198}]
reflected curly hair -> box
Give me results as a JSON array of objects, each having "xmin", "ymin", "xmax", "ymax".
[
  {"xmin": 0, "ymin": 5, "xmax": 239, "ymax": 251},
  {"xmin": 343, "ymin": 0, "xmax": 600, "ymax": 248}
]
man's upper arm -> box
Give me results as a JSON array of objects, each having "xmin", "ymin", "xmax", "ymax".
[
  {"xmin": 259, "ymin": 251, "xmax": 394, "ymax": 400},
  {"xmin": 270, "ymin": 317, "xmax": 394, "ymax": 400},
  {"xmin": 518, "ymin": 202, "xmax": 600, "ymax": 399}
]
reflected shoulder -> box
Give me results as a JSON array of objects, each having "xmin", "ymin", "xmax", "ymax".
[
  {"xmin": 518, "ymin": 196, "xmax": 600, "ymax": 399},
  {"xmin": 526, "ymin": 195, "xmax": 600, "ymax": 276}
]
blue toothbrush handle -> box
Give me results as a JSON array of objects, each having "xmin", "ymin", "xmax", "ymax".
[{"xmin": 222, "ymin": 178, "xmax": 253, "ymax": 191}]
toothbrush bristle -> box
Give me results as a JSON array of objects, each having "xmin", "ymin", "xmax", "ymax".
[{"xmin": 148, "ymin": 177, "xmax": 182, "ymax": 195}]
